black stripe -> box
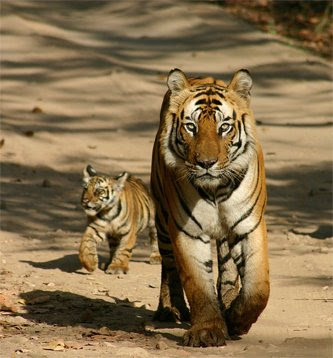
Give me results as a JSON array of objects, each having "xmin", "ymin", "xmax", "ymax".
[
  {"xmin": 195, "ymin": 99, "xmax": 207, "ymax": 106},
  {"xmin": 230, "ymin": 162, "xmax": 261, "ymax": 230},
  {"xmin": 89, "ymin": 225, "xmax": 105, "ymax": 241},
  {"xmin": 117, "ymin": 228, "xmax": 131, "ymax": 237},
  {"xmin": 241, "ymin": 113, "xmax": 248, "ymax": 135},
  {"xmin": 204, "ymin": 260, "xmax": 213, "ymax": 269},
  {"xmin": 218, "ymin": 251, "xmax": 232, "ymax": 266},
  {"xmin": 231, "ymin": 120, "xmax": 243, "ymax": 149},
  {"xmin": 196, "ymin": 186, "xmax": 215, "ymax": 205},
  {"xmin": 230, "ymin": 187, "xmax": 262, "ymax": 230},
  {"xmin": 222, "ymin": 278, "xmax": 239, "ymax": 286},
  {"xmin": 203, "ymin": 259, "xmax": 213, "ymax": 273},
  {"xmin": 230, "ymin": 140, "xmax": 252, "ymax": 163},
  {"xmin": 173, "ymin": 219, "xmax": 209, "ymax": 244},
  {"xmin": 169, "ymin": 114, "xmax": 184, "ymax": 158},
  {"xmin": 212, "ymin": 99, "xmax": 222, "ymax": 106},
  {"xmin": 229, "ymin": 234, "xmax": 247, "ymax": 250},
  {"xmin": 193, "ymin": 91, "xmax": 206, "ymax": 98},
  {"xmin": 214, "ymin": 90, "xmax": 225, "ymax": 98},
  {"xmin": 245, "ymin": 197, "xmax": 266, "ymax": 236},
  {"xmin": 174, "ymin": 182, "xmax": 203, "ymax": 230}
]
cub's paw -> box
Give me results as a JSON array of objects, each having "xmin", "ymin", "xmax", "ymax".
[
  {"xmin": 105, "ymin": 263, "xmax": 129, "ymax": 275},
  {"xmin": 149, "ymin": 252, "xmax": 162, "ymax": 265},
  {"xmin": 79, "ymin": 253, "xmax": 98, "ymax": 273},
  {"xmin": 183, "ymin": 324, "xmax": 226, "ymax": 347},
  {"xmin": 154, "ymin": 306, "xmax": 190, "ymax": 323}
]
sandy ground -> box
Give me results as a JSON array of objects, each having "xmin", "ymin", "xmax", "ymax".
[{"xmin": 1, "ymin": 1, "xmax": 332, "ymax": 357}]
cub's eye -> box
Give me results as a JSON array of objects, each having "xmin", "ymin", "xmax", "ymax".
[
  {"xmin": 82, "ymin": 182, "xmax": 88, "ymax": 189},
  {"xmin": 184, "ymin": 122, "xmax": 197, "ymax": 135},
  {"xmin": 95, "ymin": 188, "xmax": 105, "ymax": 195},
  {"xmin": 218, "ymin": 123, "xmax": 231, "ymax": 136}
]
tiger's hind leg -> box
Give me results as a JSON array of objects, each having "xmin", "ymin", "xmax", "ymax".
[
  {"xmin": 148, "ymin": 220, "xmax": 162, "ymax": 265},
  {"xmin": 105, "ymin": 230, "xmax": 136, "ymax": 274},
  {"xmin": 225, "ymin": 222, "xmax": 270, "ymax": 336},
  {"xmin": 79, "ymin": 225, "xmax": 106, "ymax": 272},
  {"xmin": 154, "ymin": 232, "xmax": 189, "ymax": 323}
]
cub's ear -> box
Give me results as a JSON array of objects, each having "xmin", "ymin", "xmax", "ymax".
[
  {"xmin": 228, "ymin": 69, "xmax": 252, "ymax": 103},
  {"xmin": 167, "ymin": 68, "xmax": 190, "ymax": 94},
  {"xmin": 83, "ymin": 164, "xmax": 97, "ymax": 182},
  {"xmin": 115, "ymin": 172, "xmax": 129, "ymax": 192}
]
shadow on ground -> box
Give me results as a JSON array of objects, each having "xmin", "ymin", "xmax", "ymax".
[
  {"xmin": 266, "ymin": 160, "xmax": 332, "ymax": 239},
  {"xmin": 17, "ymin": 289, "xmax": 187, "ymax": 345}
]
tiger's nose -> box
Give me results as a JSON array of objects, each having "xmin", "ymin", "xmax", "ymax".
[{"xmin": 195, "ymin": 157, "xmax": 218, "ymax": 169}]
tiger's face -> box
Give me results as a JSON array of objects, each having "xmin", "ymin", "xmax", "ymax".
[
  {"xmin": 81, "ymin": 165, "xmax": 128, "ymax": 216},
  {"xmin": 164, "ymin": 69, "xmax": 255, "ymax": 188}
]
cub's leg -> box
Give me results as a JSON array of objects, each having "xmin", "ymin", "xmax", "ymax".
[
  {"xmin": 148, "ymin": 220, "xmax": 162, "ymax": 265},
  {"xmin": 105, "ymin": 230, "xmax": 136, "ymax": 274},
  {"xmin": 154, "ymin": 231, "xmax": 189, "ymax": 322},
  {"xmin": 225, "ymin": 222, "xmax": 270, "ymax": 336},
  {"xmin": 170, "ymin": 224, "xmax": 228, "ymax": 347},
  {"xmin": 79, "ymin": 225, "xmax": 106, "ymax": 272}
]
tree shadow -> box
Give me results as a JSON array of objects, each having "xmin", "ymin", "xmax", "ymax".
[
  {"xmin": 266, "ymin": 161, "xmax": 333, "ymax": 239},
  {"xmin": 17, "ymin": 289, "xmax": 187, "ymax": 344}
]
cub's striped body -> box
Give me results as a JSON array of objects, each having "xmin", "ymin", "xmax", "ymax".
[
  {"xmin": 79, "ymin": 165, "xmax": 161, "ymax": 274},
  {"xmin": 151, "ymin": 69, "xmax": 269, "ymax": 347}
]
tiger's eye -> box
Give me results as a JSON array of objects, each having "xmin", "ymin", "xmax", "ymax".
[
  {"xmin": 185, "ymin": 123, "xmax": 197, "ymax": 134},
  {"xmin": 218, "ymin": 123, "xmax": 230, "ymax": 135}
]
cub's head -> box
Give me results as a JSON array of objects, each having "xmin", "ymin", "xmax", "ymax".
[
  {"xmin": 162, "ymin": 68, "xmax": 257, "ymax": 188},
  {"xmin": 81, "ymin": 165, "xmax": 128, "ymax": 216}
]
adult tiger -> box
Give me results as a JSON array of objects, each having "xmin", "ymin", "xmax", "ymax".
[
  {"xmin": 150, "ymin": 69, "xmax": 269, "ymax": 347},
  {"xmin": 79, "ymin": 165, "xmax": 161, "ymax": 274}
]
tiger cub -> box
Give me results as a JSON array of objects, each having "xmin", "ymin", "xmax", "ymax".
[{"xmin": 79, "ymin": 164, "xmax": 161, "ymax": 274}]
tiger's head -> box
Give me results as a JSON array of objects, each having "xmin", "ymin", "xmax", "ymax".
[
  {"xmin": 81, "ymin": 165, "xmax": 128, "ymax": 216},
  {"xmin": 161, "ymin": 68, "xmax": 257, "ymax": 188}
]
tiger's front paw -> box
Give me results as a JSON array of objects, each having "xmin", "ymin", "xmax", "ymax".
[
  {"xmin": 149, "ymin": 252, "xmax": 162, "ymax": 265},
  {"xmin": 183, "ymin": 323, "xmax": 226, "ymax": 347},
  {"xmin": 105, "ymin": 263, "xmax": 129, "ymax": 275},
  {"xmin": 79, "ymin": 253, "xmax": 98, "ymax": 272}
]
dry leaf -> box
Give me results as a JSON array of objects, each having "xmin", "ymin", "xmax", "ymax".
[
  {"xmin": 41, "ymin": 179, "xmax": 52, "ymax": 188},
  {"xmin": 0, "ymin": 294, "xmax": 19, "ymax": 312},
  {"xmin": 43, "ymin": 339, "xmax": 65, "ymax": 351},
  {"xmin": 23, "ymin": 130, "xmax": 34, "ymax": 137},
  {"xmin": 65, "ymin": 341, "xmax": 83, "ymax": 350},
  {"xmin": 32, "ymin": 106, "xmax": 43, "ymax": 113}
]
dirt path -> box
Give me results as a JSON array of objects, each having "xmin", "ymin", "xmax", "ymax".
[{"xmin": 1, "ymin": 1, "xmax": 332, "ymax": 357}]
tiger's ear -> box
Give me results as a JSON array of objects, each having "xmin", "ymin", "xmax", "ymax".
[
  {"xmin": 83, "ymin": 164, "xmax": 97, "ymax": 183},
  {"xmin": 167, "ymin": 68, "xmax": 190, "ymax": 94},
  {"xmin": 115, "ymin": 172, "xmax": 129, "ymax": 192},
  {"xmin": 228, "ymin": 69, "xmax": 252, "ymax": 103}
]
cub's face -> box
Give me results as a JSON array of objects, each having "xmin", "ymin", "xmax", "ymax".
[
  {"xmin": 81, "ymin": 165, "xmax": 128, "ymax": 216},
  {"xmin": 81, "ymin": 176, "xmax": 114, "ymax": 216},
  {"xmin": 165, "ymin": 69, "xmax": 254, "ymax": 188}
]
